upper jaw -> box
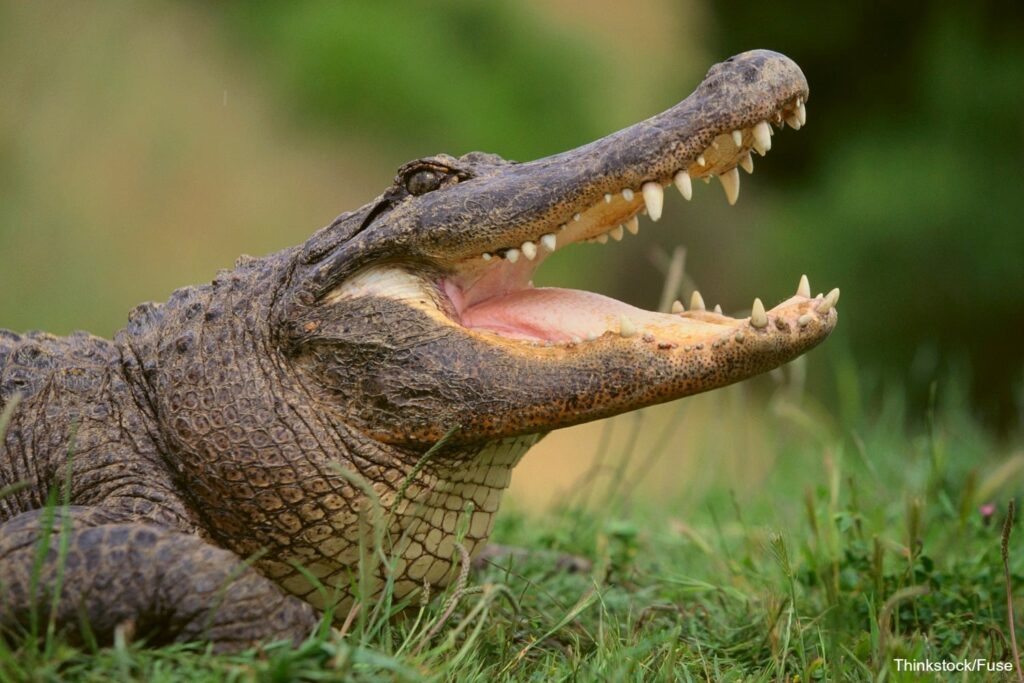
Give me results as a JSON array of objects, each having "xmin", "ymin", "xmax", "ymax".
[
  {"xmin": 319, "ymin": 47, "xmax": 824, "ymax": 345},
  {"xmin": 421, "ymin": 49, "xmax": 808, "ymax": 269},
  {"xmin": 430, "ymin": 48, "xmax": 811, "ymax": 336}
]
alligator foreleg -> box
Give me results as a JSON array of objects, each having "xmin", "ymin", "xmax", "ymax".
[{"xmin": 0, "ymin": 506, "xmax": 318, "ymax": 652}]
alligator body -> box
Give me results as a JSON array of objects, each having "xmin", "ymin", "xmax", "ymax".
[{"xmin": 0, "ymin": 50, "xmax": 836, "ymax": 651}]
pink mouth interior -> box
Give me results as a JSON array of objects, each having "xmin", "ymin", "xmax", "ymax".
[
  {"xmin": 459, "ymin": 287, "xmax": 645, "ymax": 341},
  {"xmin": 443, "ymin": 263, "xmax": 727, "ymax": 343}
]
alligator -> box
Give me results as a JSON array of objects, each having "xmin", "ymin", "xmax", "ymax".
[{"xmin": 0, "ymin": 50, "xmax": 837, "ymax": 652}]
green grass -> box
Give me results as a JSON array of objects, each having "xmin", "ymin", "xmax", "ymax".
[{"xmin": 2, "ymin": 377, "xmax": 1023, "ymax": 681}]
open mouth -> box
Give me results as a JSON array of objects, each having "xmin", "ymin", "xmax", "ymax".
[{"xmin": 429, "ymin": 96, "xmax": 837, "ymax": 349}]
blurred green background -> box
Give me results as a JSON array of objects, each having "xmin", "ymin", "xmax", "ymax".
[{"xmin": 1, "ymin": 0, "xmax": 1021, "ymax": 447}]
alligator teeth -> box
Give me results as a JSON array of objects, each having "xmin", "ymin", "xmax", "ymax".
[
  {"xmin": 671, "ymin": 300, "xmax": 684, "ymax": 314},
  {"xmin": 797, "ymin": 274, "xmax": 810, "ymax": 298},
  {"xmin": 816, "ymin": 287, "xmax": 840, "ymax": 313},
  {"xmin": 731, "ymin": 129, "xmax": 743, "ymax": 146},
  {"xmin": 798, "ymin": 314, "xmax": 812, "ymax": 327},
  {"xmin": 521, "ymin": 241, "xmax": 537, "ymax": 260},
  {"xmin": 505, "ymin": 248, "xmax": 520, "ymax": 263},
  {"xmin": 796, "ymin": 99, "xmax": 807, "ymax": 126},
  {"xmin": 622, "ymin": 188, "xmax": 635, "ymax": 202},
  {"xmin": 596, "ymin": 233, "xmax": 608, "ymax": 244},
  {"xmin": 642, "ymin": 182, "xmax": 664, "ymax": 221},
  {"xmin": 719, "ymin": 167, "xmax": 740, "ymax": 205},
  {"xmin": 785, "ymin": 112, "xmax": 801, "ymax": 130},
  {"xmin": 540, "ymin": 233, "xmax": 557, "ymax": 252},
  {"xmin": 690, "ymin": 290, "xmax": 706, "ymax": 311},
  {"xmin": 625, "ymin": 216, "xmax": 639, "ymax": 235},
  {"xmin": 619, "ymin": 316, "xmax": 637, "ymax": 338},
  {"xmin": 673, "ymin": 170, "xmax": 692, "ymax": 200},
  {"xmin": 482, "ymin": 252, "xmax": 492, "ymax": 261},
  {"xmin": 573, "ymin": 212, "xmax": 582, "ymax": 222},
  {"xmin": 610, "ymin": 225, "xmax": 624, "ymax": 241},
  {"xmin": 586, "ymin": 332, "xmax": 598, "ymax": 341},
  {"xmin": 696, "ymin": 155, "xmax": 706, "ymax": 167},
  {"xmin": 713, "ymin": 304, "xmax": 723, "ymax": 315},
  {"xmin": 750, "ymin": 298, "xmax": 768, "ymax": 328},
  {"xmin": 752, "ymin": 121, "xmax": 772, "ymax": 155},
  {"xmin": 739, "ymin": 153, "xmax": 754, "ymax": 174},
  {"xmin": 604, "ymin": 193, "xmax": 613, "ymax": 203}
]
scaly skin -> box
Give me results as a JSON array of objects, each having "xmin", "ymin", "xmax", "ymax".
[{"xmin": 0, "ymin": 50, "xmax": 836, "ymax": 651}]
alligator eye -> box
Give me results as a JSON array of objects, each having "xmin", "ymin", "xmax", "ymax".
[{"xmin": 406, "ymin": 169, "xmax": 443, "ymax": 195}]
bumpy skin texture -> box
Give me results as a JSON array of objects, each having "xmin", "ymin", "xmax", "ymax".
[{"xmin": 0, "ymin": 50, "xmax": 832, "ymax": 651}]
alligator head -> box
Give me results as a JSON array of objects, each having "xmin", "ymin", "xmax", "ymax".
[{"xmin": 277, "ymin": 49, "xmax": 837, "ymax": 451}]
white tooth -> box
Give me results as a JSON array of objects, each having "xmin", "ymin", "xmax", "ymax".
[
  {"xmin": 690, "ymin": 290, "xmax": 706, "ymax": 311},
  {"xmin": 711, "ymin": 140, "xmax": 720, "ymax": 150},
  {"xmin": 719, "ymin": 167, "xmax": 740, "ymax": 205},
  {"xmin": 521, "ymin": 241, "xmax": 537, "ymax": 260},
  {"xmin": 505, "ymin": 248, "xmax": 520, "ymax": 263},
  {"xmin": 816, "ymin": 287, "xmax": 840, "ymax": 313},
  {"xmin": 610, "ymin": 225, "xmax": 624, "ymax": 241},
  {"xmin": 586, "ymin": 332, "xmax": 598, "ymax": 341},
  {"xmin": 622, "ymin": 188, "xmax": 635, "ymax": 201},
  {"xmin": 571, "ymin": 336, "xmax": 582, "ymax": 344},
  {"xmin": 713, "ymin": 304, "xmax": 723, "ymax": 314},
  {"xmin": 731, "ymin": 129, "xmax": 743, "ymax": 146},
  {"xmin": 696, "ymin": 155, "xmax": 706, "ymax": 167},
  {"xmin": 573, "ymin": 212, "xmax": 582, "ymax": 222},
  {"xmin": 786, "ymin": 113, "xmax": 801, "ymax": 130},
  {"xmin": 604, "ymin": 193, "xmax": 613, "ymax": 203},
  {"xmin": 540, "ymin": 233, "xmax": 557, "ymax": 252},
  {"xmin": 596, "ymin": 234, "xmax": 608, "ymax": 244},
  {"xmin": 739, "ymin": 153, "xmax": 754, "ymax": 174},
  {"xmin": 559, "ymin": 223, "xmax": 568, "ymax": 231},
  {"xmin": 482, "ymin": 252, "xmax": 492, "ymax": 261},
  {"xmin": 798, "ymin": 314, "xmax": 812, "ymax": 327},
  {"xmin": 796, "ymin": 97, "xmax": 803, "ymax": 107},
  {"xmin": 625, "ymin": 216, "xmax": 639, "ymax": 235},
  {"xmin": 671, "ymin": 300, "xmax": 684, "ymax": 314},
  {"xmin": 619, "ymin": 316, "xmax": 637, "ymax": 338},
  {"xmin": 641, "ymin": 182, "xmax": 664, "ymax": 222},
  {"xmin": 752, "ymin": 121, "xmax": 772, "ymax": 155},
  {"xmin": 750, "ymin": 298, "xmax": 768, "ymax": 328},
  {"xmin": 797, "ymin": 102, "xmax": 807, "ymax": 126},
  {"xmin": 673, "ymin": 170, "xmax": 692, "ymax": 200},
  {"xmin": 797, "ymin": 274, "xmax": 810, "ymax": 298}
]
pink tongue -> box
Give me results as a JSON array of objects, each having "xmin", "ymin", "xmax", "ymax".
[{"xmin": 459, "ymin": 287, "xmax": 645, "ymax": 341}]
